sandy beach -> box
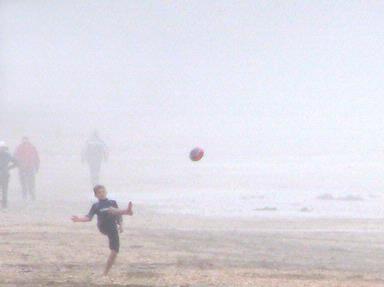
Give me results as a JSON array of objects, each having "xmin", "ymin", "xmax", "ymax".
[{"xmin": 1, "ymin": 199, "xmax": 384, "ymax": 287}]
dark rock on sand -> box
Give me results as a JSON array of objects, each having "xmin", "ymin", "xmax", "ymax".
[
  {"xmin": 299, "ymin": 207, "xmax": 313, "ymax": 213},
  {"xmin": 317, "ymin": 193, "xmax": 335, "ymax": 200},
  {"xmin": 317, "ymin": 193, "xmax": 363, "ymax": 201},
  {"xmin": 337, "ymin": 195, "xmax": 363, "ymax": 201},
  {"xmin": 254, "ymin": 207, "xmax": 277, "ymax": 212}
]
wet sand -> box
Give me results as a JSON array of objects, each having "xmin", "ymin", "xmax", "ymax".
[{"xmin": 1, "ymin": 200, "xmax": 384, "ymax": 286}]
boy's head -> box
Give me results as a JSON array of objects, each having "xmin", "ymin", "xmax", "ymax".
[{"xmin": 93, "ymin": 185, "xmax": 107, "ymax": 200}]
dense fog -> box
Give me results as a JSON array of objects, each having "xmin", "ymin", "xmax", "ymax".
[
  {"xmin": 3, "ymin": 3, "xmax": 384, "ymax": 286},
  {"xmin": 1, "ymin": 1, "xmax": 384, "ymax": 213}
]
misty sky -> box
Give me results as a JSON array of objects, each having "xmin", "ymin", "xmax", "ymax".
[{"xmin": 1, "ymin": 1, "xmax": 384, "ymax": 157}]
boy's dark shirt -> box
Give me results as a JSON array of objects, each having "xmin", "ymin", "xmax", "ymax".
[{"xmin": 87, "ymin": 198, "xmax": 122, "ymax": 232}]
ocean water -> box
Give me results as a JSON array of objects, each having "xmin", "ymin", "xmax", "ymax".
[
  {"xmin": 114, "ymin": 188, "xmax": 382, "ymax": 219},
  {"xmin": 108, "ymin": 155, "xmax": 384, "ymax": 219}
]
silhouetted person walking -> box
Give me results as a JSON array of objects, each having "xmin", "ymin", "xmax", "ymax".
[
  {"xmin": 0, "ymin": 141, "xmax": 17, "ymax": 208},
  {"xmin": 14, "ymin": 137, "xmax": 40, "ymax": 200},
  {"xmin": 82, "ymin": 131, "xmax": 108, "ymax": 186}
]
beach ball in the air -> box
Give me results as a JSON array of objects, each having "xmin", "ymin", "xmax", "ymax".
[{"xmin": 190, "ymin": 147, "xmax": 204, "ymax": 161}]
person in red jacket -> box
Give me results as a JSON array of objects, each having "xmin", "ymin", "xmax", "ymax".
[{"xmin": 14, "ymin": 137, "xmax": 40, "ymax": 200}]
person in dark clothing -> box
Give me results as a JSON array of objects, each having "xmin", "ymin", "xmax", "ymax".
[
  {"xmin": 14, "ymin": 137, "xmax": 40, "ymax": 200},
  {"xmin": 71, "ymin": 185, "xmax": 133, "ymax": 276},
  {"xmin": 82, "ymin": 131, "xmax": 108, "ymax": 186},
  {"xmin": 0, "ymin": 142, "xmax": 17, "ymax": 208}
]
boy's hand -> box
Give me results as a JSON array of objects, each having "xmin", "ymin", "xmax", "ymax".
[
  {"xmin": 71, "ymin": 215, "xmax": 90, "ymax": 222},
  {"xmin": 118, "ymin": 225, "xmax": 124, "ymax": 233},
  {"xmin": 71, "ymin": 215, "xmax": 80, "ymax": 222}
]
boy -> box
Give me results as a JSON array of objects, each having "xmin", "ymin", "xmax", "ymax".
[{"xmin": 71, "ymin": 185, "xmax": 133, "ymax": 276}]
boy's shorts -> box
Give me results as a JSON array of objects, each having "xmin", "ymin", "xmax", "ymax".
[{"xmin": 99, "ymin": 226, "xmax": 120, "ymax": 253}]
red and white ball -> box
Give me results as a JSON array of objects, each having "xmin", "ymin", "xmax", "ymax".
[{"xmin": 190, "ymin": 147, "xmax": 204, "ymax": 161}]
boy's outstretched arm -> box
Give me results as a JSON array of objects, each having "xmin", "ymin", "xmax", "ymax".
[
  {"xmin": 71, "ymin": 215, "xmax": 91, "ymax": 222},
  {"xmin": 72, "ymin": 204, "xmax": 96, "ymax": 222},
  {"xmin": 108, "ymin": 202, "xmax": 133, "ymax": 216}
]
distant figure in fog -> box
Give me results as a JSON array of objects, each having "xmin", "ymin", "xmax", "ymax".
[
  {"xmin": 82, "ymin": 131, "xmax": 108, "ymax": 186},
  {"xmin": 0, "ymin": 141, "xmax": 17, "ymax": 208},
  {"xmin": 14, "ymin": 137, "xmax": 40, "ymax": 200}
]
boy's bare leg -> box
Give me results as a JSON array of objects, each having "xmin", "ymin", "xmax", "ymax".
[
  {"xmin": 108, "ymin": 202, "xmax": 133, "ymax": 216},
  {"xmin": 103, "ymin": 250, "xmax": 117, "ymax": 276}
]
